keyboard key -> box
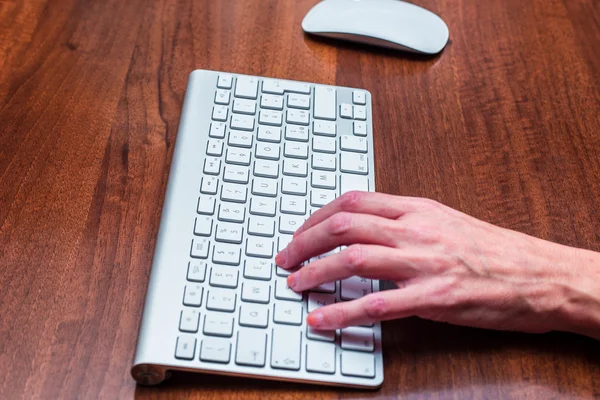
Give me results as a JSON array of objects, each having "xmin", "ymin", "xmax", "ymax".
[
  {"xmin": 275, "ymin": 277, "xmax": 303, "ymax": 302},
  {"xmin": 246, "ymin": 237, "xmax": 274, "ymax": 258},
  {"xmin": 215, "ymin": 223, "xmax": 243, "ymax": 244},
  {"xmin": 274, "ymin": 302, "xmax": 303, "ymax": 325},
  {"xmin": 307, "ymin": 326, "xmax": 335, "ymax": 342},
  {"xmin": 206, "ymin": 288, "xmax": 237, "ymax": 312},
  {"xmin": 306, "ymin": 342, "xmax": 336, "ymax": 374},
  {"xmin": 235, "ymin": 76, "xmax": 259, "ymax": 99},
  {"xmin": 244, "ymin": 258, "xmax": 272, "ymax": 281},
  {"xmin": 260, "ymin": 94, "xmax": 284, "ymax": 110},
  {"xmin": 341, "ymin": 351, "xmax": 375, "ymax": 378},
  {"xmin": 218, "ymin": 203, "xmax": 246, "ymax": 223},
  {"xmin": 200, "ymin": 176, "xmax": 218, "ymax": 195},
  {"xmin": 221, "ymin": 183, "xmax": 248, "ymax": 203},
  {"xmin": 314, "ymin": 86, "xmax": 336, "ymax": 120},
  {"xmin": 241, "ymin": 281, "xmax": 271, "ymax": 303},
  {"xmin": 271, "ymin": 326, "xmax": 301, "ymax": 370},
  {"xmin": 285, "ymin": 125, "xmax": 309, "ymax": 142},
  {"xmin": 259, "ymin": 110, "xmax": 283, "ymax": 126},
  {"xmin": 282, "ymin": 177, "xmax": 307, "ymax": 195},
  {"xmin": 212, "ymin": 105, "xmax": 228, "ymax": 121},
  {"xmin": 341, "ymin": 327, "xmax": 375, "ymax": 352},
  {"xmin": 283, "ymin": 142, "xmax": 309, "ymax": 159},
  {"xmin": 311, "ymin": 154, "xmax": 336, "ymax": 171},
  {"xmin": 207, "ymin": 139, "xmax": 224, "ymax": 156},
  {"xmin": 353, "ymin": 90, "xmax": 366, "ymax": 105},
  {"xmin": 288, "ymin": 93, "xmax": 310, "ymax": 109},
  {"xmin": 180, "ymin": 309, "xmax": 200, "ymax": 333},
  {"xmin": 277, "ymin": 234, "xmax": 293, "ymax": 252},
  {"xmin": 203, "ymin": 312, "xmax": 235, "ymax": 337},
  {"xmin": 235, "ymin": 329, "xmax": 267, "ymax": 367},
  {"xmin": 203, "ymin": 157, "xmax": 221, "ymax": 175},
  {"xmin": 286, "ymin": 109, "xmax": 310, "ymax": 125},
  {"xmin": 313, "ymin": 120, "xmax": 336, "ymax": 137},
  {"xmin": 232, "ymin": 98, "xmax": 256, "ymax": 115},
  {"xmin": 248, "ymin": 216, "xmax": 275, "ymax": 237},
  {"xmin": 311, "ymin": 171, "xmax": 336, "ymax": 189},
  {"xmin": 353, "ymin": 105, "xmax": 367, "ymax": 120},
  {"xmin": 217, "ymin": 74, "xmax": 233, "ymax": 89},
  {"xmin": 279, "ymin": 215, "xmax": 304, "ymax": 234},
  {"xmin": 340, "ymin": 136, "xmax": 368, "ymax": 153},
  {"xmin": 183, "ymin": 285, "xmax": 203, "ymax": 307},
  {"xmin": 212, "ymin": 243, "xmax": 241, "ymax": 265},
  {"xmin": 224, "ymin": 165, "xmax": 250, "ymax": 184},
  {"xmin": 209, "ymin": 122, "xmax": 226, "ymax": 139},
  {"xmin": 225, "ymin": 148, "xmax": 251, "ymax": 166},
  {"xmin": 262, "ymin": 79, "xmax": 311, "ymax": 94},
  {"xmin": 340, "ymin": 103, "xmax": 353, "ymax": 118},
  {"xmin": 276, "ymin": 265, "xmax": 291, "ymax": 277},
  {"xmin": 254, "ymin": 160, "xmax": 279, "ymax": 179},
  {"xmin": 251, "ymin": 178, "xmax": 278, "ymax": 197},
  {"xmin": 249, "ymin": 197, "xmax": 277, "ymax": 217},
  {"xmin": 228, "ymin": 129, "xmax": 253, "ymax": 148},
  {"xmin": 341, "ymin": 276, "xmax": 372, "ymax": 300},
  {"xmin": 209, "ymin": 266, "xmax": 239, "ymax": 289},
  {"xmin": 312, "ymin": 281, "xmax": 336, "ymax": 294},
  {"xmin": 200, "ymin": 337, "xmax": 231, "ymax": 363},
  {"xmin": 257, "ymin": 126, "xmax": 282, "ymax": 143},
  {"xmin": 340, "ymin": 153, "xmax": 369, "ymax": 175},
  {"xmin": 187, "ymin": 261, "xmax": 207, "ymax": 282},
  {"xmin": 239, "ymin": 304, "xmax": 269, "ymax": 328},
  {"xmin": 215, "ymin": 89, "xmax": 231, "ymax": 105},
  {"xmin": 340, "ymin": 174, "xmax": 369, "ymax": 195},
  {"xmin": 230, "ymin": 115, "xmax": 255, "ymax": 131},
  {"xmin": 310, "ymin": 189, "xmax": 336, "ymax": 207},
  {"xmin": 282, "ymin": 159, "xmax": 308, "ymax": 177},
  {"xmin": 175, "ymin": 336, "xmax": 196, "ymax": 360},
  {"xmin": 308, "ymin": 292, "xmax": 336, "ymax": 313},
  {"xmin": 194, "ymin": 216, "xmax": 213, "ymax": 236},
  {"xmin": 312, "ymin": 136, "xmax": 336, "ymax": 153},
  {"xmin": 256, "ymin": 142, "xmax": 281, "ymax": 160},
  {"xmin": 190, "ymin": 238, "xmax": 210, "ymax": 259},
  {"xmin": 353, "ymin": 121, "xmax": 367, "ymax": 136},
  {"xmin": 280, "ymin": 195, "xmax": 307, "ymax": 215},
  {"xmin": 197, "ymin": 196, "xmax": 216, "ymax": 215}
]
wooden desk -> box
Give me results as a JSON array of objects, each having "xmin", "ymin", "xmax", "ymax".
[{"xmin": 1, "ymin": 0, "xmax": 600, "ymax": 398}]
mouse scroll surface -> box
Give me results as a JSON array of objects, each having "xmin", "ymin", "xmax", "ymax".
[{"xmin": 302, "ymin": 0, "xmax": 449, "ymax": 55}]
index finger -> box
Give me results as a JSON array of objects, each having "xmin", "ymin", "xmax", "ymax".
[{"xmin": 295, "ymin": 191, "xmax": 422, "ymax": 237}]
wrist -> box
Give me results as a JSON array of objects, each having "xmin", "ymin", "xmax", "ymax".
[{"xmin": 554, "ymin": 245, "xmax": 600, "ymax": 340}]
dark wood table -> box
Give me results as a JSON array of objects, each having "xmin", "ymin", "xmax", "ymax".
[{"xmin": 2, "ymin": 0, "xmax": 600, "ymax": 398}]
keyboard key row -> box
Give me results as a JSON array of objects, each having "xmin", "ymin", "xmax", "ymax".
[{"xmin": 175, "ymin": 331, "xmax": 375, "ymax": 377}]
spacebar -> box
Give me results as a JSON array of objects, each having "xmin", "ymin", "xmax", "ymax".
[{"xmin": 340, "ymin": 174, "xmax": 369, "ymax": 195}]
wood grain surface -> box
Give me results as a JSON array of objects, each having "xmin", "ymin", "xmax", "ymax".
[{"xmin": 1, "ymin": 0, "xmax": 600, "ymax": 398}]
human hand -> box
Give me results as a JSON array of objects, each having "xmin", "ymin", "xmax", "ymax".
[{"xmin": 275, "ymin": 191, "xmax": 600, "ymax": 338}]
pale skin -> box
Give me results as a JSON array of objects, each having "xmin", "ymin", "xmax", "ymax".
[{"xmin": 275, "ymin": 191, "xmax": 600, "ymax": 340}]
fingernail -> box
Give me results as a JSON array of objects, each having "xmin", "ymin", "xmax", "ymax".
[
  {"xmin": 275, "ymin": 248, "xmax": 287, "ymax": 267},
  {"xmin": 287, "ymin": 273, "xmax": 297, "ymax": 289},
  {"xmin": 307, "ymin": 311, "xmax": 324, "ymax": 328}
]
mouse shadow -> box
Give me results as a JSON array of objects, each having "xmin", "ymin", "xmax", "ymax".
[
  {"xmin": 133, "ymin": 318, "xmax": 600, "ymax": 399},
  {"xmin": 302, "ymin": 33, "xmax": 450, "ymax": 62}
]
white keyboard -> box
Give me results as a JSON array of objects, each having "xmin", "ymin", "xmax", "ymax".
[{"xmin": 131, "ymin": 70, "xmax": 383, "ymax": 388}]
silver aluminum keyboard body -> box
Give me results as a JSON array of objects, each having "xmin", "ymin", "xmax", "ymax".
[{"xmin": 131, "ymin": 70, "xmax": 383, "ymax": 388}]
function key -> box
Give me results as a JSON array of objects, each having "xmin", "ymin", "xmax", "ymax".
[
  {"xmin": 217, "ymin": 74, "xmax": 233, "ymax": 89},
  {"xmin": 214, "ymin": 89, "xmax": 231, "ymax": 105},
  {"xmin": 175, "ymin": 336, "xmax": 196, "ymax": 360},
  {"xmin": 352, "ymin": 90, "xmax": 366, "ymax": 105}
]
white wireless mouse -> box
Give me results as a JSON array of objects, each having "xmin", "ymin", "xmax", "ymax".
[{"xmin": 302, "ymin": 0, "xmax": 449, "ymax": 55}]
